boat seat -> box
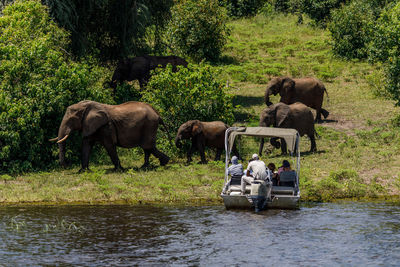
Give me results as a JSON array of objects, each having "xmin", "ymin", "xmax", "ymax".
[
  {"xmin": 279, "ymin": 171, "xmax": 297, "ymax": 187},
  {"xmin": 272, "ymin": 186, "xmax": 295, "ymax": 195},
  {"xmin": 230, "ymin": 175, "xmax": 243, "ymax": 186}
]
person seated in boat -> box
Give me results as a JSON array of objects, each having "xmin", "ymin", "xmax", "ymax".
[
  {"xmin": 223, "ymin": 156, "xmax": 244, "ymax": 193},
  {"xmin": 241, "ymin": 154, "xmax": 270, "ymax": 195},
  {"xmin": 267, "ymin": 163, "xmax": 279, "ymax": 186},
  {"xmin": 278, "ymin": 160, "xmax": 297, "ymax": 187}
]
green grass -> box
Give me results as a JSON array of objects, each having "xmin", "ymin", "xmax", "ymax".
[{"xmin": 2, "ymin": 13, "xmax": 400, "ymax": 205}]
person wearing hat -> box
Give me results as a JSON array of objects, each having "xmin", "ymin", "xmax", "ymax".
[
  {"xmin": 227, "ymin": 156, "xmax": 243, "ymax": 177},
  {"xmin": 240, "ymin": 153, "xmax": 269, "ymax": 195},
  {"xmin": 223, "ymin": 156, "xmax": 244, "ymax": 193}
]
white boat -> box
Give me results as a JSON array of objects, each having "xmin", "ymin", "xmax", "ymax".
[{"xmin": 220, "ymin": 127, "xmax": 301, "ymax": 211}]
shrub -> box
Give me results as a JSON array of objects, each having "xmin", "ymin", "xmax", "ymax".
[
  {"xmin": 369, "ymin": 2, "xmax": 400, "ymax": 104},
  {"xmin": 166, "ymin": 0, "xmax": 230, "ymax": 62},
  {"xmin": 328, "ymin": 0, "xmax": 374, "ymax": 59},
  {"xmin": 0, "ymin": 1, "xmax": 112, "ymax": 173},
  {"xmin": 142, "ymin": 64, "xmax": 234, "ymax": 146},
  {"xmin": 301, "ymin": 0, "xmax": 346, "ymax": 26},
  {"xmin": 222, "ymin": 0, "xmax": 265, "ymax": 17}
]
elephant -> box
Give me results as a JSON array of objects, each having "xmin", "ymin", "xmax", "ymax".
[
  {"xmin": 259, "ymin": 102, "xmax": 317, "ymax": 154},
  {"xmin": 264, "ymin": 76, "xmax": 329, "ymax": 122},
  {"xmin": 49, "ymin": 100, "xmax": 170, "ymax": 172},
  {"xmin": 110, "ymin": 55, "xmax": 188, "ymax": 91},
  {"xmin": 175, "ymin": 120, "xmax": 239, "ymax": 164}
]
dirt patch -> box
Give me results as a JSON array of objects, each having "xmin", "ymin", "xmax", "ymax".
[{"xmin": 319, "ymin": 114, "xmax": 365, "ymax": 136}]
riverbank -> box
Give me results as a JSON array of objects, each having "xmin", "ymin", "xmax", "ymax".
[{"xmin": 2, "ymin": 14, "xmax": 400, "ymax": 204}]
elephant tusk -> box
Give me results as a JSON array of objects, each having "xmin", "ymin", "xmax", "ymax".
[
  {"xmin": 49, "ymin": 137, "xmax": 58, "ymax": 142},
  {"xmin": 57, "ymin": 135, "xmax": 69, "ymax": 143}
]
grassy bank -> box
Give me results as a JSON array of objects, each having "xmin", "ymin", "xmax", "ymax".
[{"xmin": 2, "ymin": 14, "xmax": 400, "ymax": 204}]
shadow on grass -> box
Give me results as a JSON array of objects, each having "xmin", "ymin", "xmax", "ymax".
[
  {"xmin": 233, "ymin": 95, "xmax": 264, "ymax": 108},
  {"xmin": 317, "ymin": 119, "xmax": 338, "ymax": 124},
  {"xmin": 209, "ymin": 55, "xmax": 241, "ymax": 66}
]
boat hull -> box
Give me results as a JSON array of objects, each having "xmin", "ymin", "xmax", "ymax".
[{"xmin": 221, "ymin": 194, "xmax": 299, "ymax": 210}]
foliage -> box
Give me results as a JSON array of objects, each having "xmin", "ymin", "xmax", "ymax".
[
  {"xmin": 41, "ymin": 0, "xmax": 173, "ymax": 60},
  {"xmin": 301, "ymin": 0, "xmax": 347, "ymax": 26},
  {"xmin": 328, "ymin": 0, "xmax": 374, "ymax": 59},
  {"xmin": 0, "ymin": 1, "xmax": 112, "ymax": 173},
  {"xmin": 166, "ymin": 0, "xmax": 230, "ymax": 62},
  {"xmin": 369, "ymin": 2, "xmax": 400, "ymax": 105},
  {"xmin": 221, "ymin": 0, "xmax": 265, "ymax": 17},
  {"xmin": 142, "ymin": 64, "xmax": 234, "ymax": 137}
]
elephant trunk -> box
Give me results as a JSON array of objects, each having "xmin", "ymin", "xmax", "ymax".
[
  {"xmin": 264, "ymin": 88, "xmax": 273, "ymax": 106},
  {"xmin": 175, "ymin": 135, "xmax": 182, "ymax": 148}
]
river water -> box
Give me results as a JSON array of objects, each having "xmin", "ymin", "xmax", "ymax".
[{"xmin": 0, "ymin": 202, "xmax": 399, "ymax": 266}]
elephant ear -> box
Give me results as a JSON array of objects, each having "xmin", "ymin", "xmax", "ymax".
[
  {"xmin": 282, "ymin": 77, "xmax": 295, "ymax": 94},
  {"xmin": 275, "ymin": 103, "xmax": 291, "ymax": 127},
  {"xmin": 82, "ymin": 105, "xmax": 109, "ymax": 137},
  {"xmin": 191, "ymin": 120, "xmax": 203, "ymax": 136}
]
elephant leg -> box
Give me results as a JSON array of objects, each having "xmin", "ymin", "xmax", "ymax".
[
  {"xmin": 151, "ymin": 147, "xmax": 170, "ymax": 166},
  {"xmin": 142, "ymin": 149, "xmax": 151, "ymax": 168},
  {"xmin": 187, "ymin": 142, "xmax": 196, "ymax": 163},
  {"xmin": 196, "ymin": 141, "xmax": 207, "ymax": 164},
  {"xmin": 232, "ymin": 144, "xmax": 241, "ymax": 160},
  {"xmin": 215, "ymin": 148, "xmax": 222, "ymax": 161},
  {"xmin": 259, "ymin": 138, "xmax": 264, "ymax": 156},
  {"xmin": 321, "ymin": 108, "xmax": 329, "ymax": 119},
  {"xmin": 309, "ymin": 134, "xmax": 317, "ymax": 152},
  {"xmin": 315, "ymin": 109, "xmax": 322, "ymax": 122},
  {"xmin": 102, "ymin": 140, "xmax": 123, "ymax": 171},
  {"xmin": 80, "ymin": 137, "xmax": 95, "ymax": 172},
  {"xmin": 280, "ymin": 138, "xmax": 287, "ymax": 155}
]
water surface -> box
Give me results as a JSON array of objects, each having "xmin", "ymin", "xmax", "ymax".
[{"xmin": 1, "ymin": 202, "xmax": 399, "ymax": 266}]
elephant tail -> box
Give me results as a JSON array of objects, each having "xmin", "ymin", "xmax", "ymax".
[{"xmin": 323, "ymin": 86, "xmax": 330, "ymax": 103}]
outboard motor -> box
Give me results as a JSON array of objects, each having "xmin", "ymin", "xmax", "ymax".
[{"xmin": 249, "ymin": 180, "xmax": 271, "ymax": 212}]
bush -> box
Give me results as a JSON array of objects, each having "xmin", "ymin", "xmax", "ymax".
[
  {"xmin": 222, "ymin": 0, "xmax": 265, "ymax": 17},
  {"xmin": 301, "ymin": 0, "xmax": 346, "ymax": 26},
  {"xmin": 166, "ymin": 0, "xmax": 230, "ymax": 62},
  {"xmin": 328, "ymin": 0, "xmax": 374, "ymax": 59},
  {"xmin": 369, "ymin": 2, "xmax": 400, "ymax": 104},
  {"xmin": 142, "ymin": 64, "xmax": 234, "ymax": 142},
  {"xmin": 0, "ymin": 1, "xmax": 112, "ymax": 173}
]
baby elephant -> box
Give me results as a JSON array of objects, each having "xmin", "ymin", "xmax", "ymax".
[{"xmin": 175, "ymin": 120, "xmax": 236, "ymax": 164}]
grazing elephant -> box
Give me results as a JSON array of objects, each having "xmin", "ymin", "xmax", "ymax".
[
  {"xmin": 264, "ymin": 76, "xmax": 329, "ymax": 122},
  {"xmin": 259, "ymin": 102, "xmax": 317, "ymax": 154},
  {"xmin": 110, "ymin": 55, "xmax": 188, "ymax": 91},
  {"xmin": 175, "ymin": 120, "xmax": 238, "ymax": 164},
  {"xmin": 49, "ymin": 100, "xmax": 170, "ymax": 172}
]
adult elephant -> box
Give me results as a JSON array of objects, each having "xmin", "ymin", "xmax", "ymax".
[
  {"xmin": 175, "ymin": 120, "xmax": 239, "ymax": 164},
  {"xmin": 110, "ymin": 55, "xmax": 188, "ymax": 91},
  {"xmin": 49, "ymin": 100, "xmax": 170, "ymax": 172},
  {"xmin": 264, "ymin": 77, "xmax": 329, "ymax": 122},
  {"xmin": 259, "ymin": 102, "xmax": 317, "ymax": 154}
]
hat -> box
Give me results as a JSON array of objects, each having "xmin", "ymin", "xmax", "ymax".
[
  {"xmin": 252, "ymin": 154, "xmax": 259, "ymax": 160},
  {"xmin": 282, "ymin": 160, "xmax": 290, "ymax": 168},
  {"xmin": 231, "ymin": 156, "xmax": 238, "ymax": 164}
]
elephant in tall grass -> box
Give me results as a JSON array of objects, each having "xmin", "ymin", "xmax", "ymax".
[
  {"xmin": 50, "ymin": 100, "xmax": 169, "ymax": 172},
  {"xmin": 259, "ymin": 102, "xmax": 317, "ymax": 154},
  {"xmin": 109, "ymin": 55, "xmax": 188, "ymax": 91},
  {"xmin": 264, "ymin": 77, "xmax": 329, "ymax": 122}
]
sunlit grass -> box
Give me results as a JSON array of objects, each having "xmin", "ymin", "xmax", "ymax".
[{"xmin": 2, "ymin": 14, "xmax": 400, "ymax": 204}]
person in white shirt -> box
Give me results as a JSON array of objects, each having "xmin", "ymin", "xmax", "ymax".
[{"xmin": 241, "ymin": 154, "xmax": 269, "ymax": 195}]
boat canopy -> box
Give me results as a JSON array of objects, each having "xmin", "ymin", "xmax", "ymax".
[{"xmin": 227, "ymin": 127, "xmax": 299, "ymax": 154}]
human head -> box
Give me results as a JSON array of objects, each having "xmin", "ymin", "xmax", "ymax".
[
  {"xmin": 268, "ymin": 163, "xmax": 276, "ymax": 171},
  {"xmin": 282, "ymin": 160, "xmax": 290, "ymax": 168},
  {"xmin": 231, "ymin": 156, "xmax": 238, "ymax": 164},
  {"xmin": 252, "ymin": 154, "xmax": 259, "ymax": 160}
]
